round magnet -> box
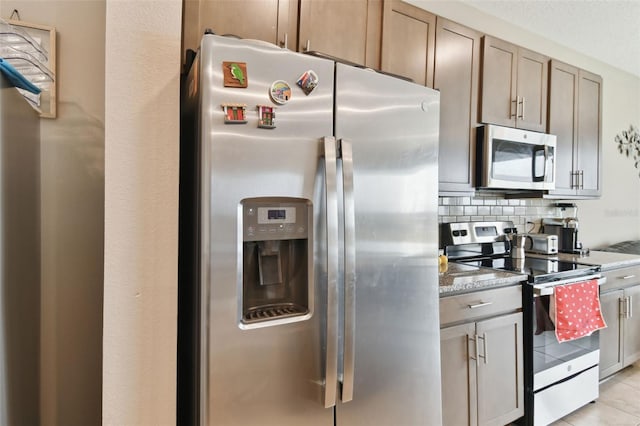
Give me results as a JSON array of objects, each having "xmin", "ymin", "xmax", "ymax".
[{"xmin": 270, "ymin": 80, "xmax": 292, "ymax": 105}]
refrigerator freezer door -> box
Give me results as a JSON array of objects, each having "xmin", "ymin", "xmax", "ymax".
[
  {"xmin": 334, "ymin": 63, "xmax": 442, "ymax": 425},
  {"xmin": 194, "ymin": 35, "xmax": 335, "ymax": 425}
]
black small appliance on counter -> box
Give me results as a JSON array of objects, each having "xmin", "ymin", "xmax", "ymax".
[{"xmin": 542, "ymin": 203, "xmax": 586, "ymax": 254}]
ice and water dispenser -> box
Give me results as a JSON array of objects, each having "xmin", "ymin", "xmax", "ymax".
[{"xmin": 240, "ymin": 197, "xmax": 312, "ymax": 326}]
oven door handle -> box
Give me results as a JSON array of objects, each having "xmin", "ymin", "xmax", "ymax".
[{"xmin": 533, "ymin": 275, "xmax": 606, "ymax": 297}]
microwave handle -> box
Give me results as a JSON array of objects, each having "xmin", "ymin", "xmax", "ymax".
[
  {"xmin": 543, "ymin": 145, "xmax": 549, "ymax": 180},
  {"xmin": 532, "ymin": 145, "xmax": 547, "ymax": 182}
]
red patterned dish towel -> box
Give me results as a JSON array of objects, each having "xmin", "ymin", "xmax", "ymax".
[{"xmin": 550, "ymin": 279, "xmax": 607, "ymax": 343}]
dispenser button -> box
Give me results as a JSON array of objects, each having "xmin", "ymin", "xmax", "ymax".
[
  {"xmin": 298, "ymin": 227, "xmax": 305, "ymax": 234},
  {"xmin": 247, "ymin": 226, "xmax": 255, "ymax": 236},
  {"xmin": 258, "ymin": 227, "xmax": 267, "ymax": 233}
]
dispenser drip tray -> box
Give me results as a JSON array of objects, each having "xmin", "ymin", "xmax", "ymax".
[{"xmin": 243, "ymin": 303, "xmax": 308, "ymax": 323}]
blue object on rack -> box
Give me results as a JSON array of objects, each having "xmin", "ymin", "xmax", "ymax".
[{"xmin": 0, "ymin": 58, "xmax": 41, "ymax": 94}]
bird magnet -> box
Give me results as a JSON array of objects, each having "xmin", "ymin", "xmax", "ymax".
[
  {"xmin": 223, "ymin": 62, "xmax": 248, "ymax": 88},
  {"xmin": 296, "ymin": 70, "xmax": 319, "ymax": 95}
]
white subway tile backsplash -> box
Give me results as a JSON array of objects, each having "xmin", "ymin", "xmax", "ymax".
[
  {"xmin": 450, "ymin": 206, "xmax": 464, "ymax": 216},
  {"xmin": 438, "ymin": 196, "xmax": 559, "ymax": 229}
]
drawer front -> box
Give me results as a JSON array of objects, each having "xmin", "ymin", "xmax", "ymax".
[
  {"xmin": 440, "ymin": 285, "xmax": 522, "ymax": 326},
  {"xmin": 601, "ymin": 265, "xmax": 640, "ymax": 293}
]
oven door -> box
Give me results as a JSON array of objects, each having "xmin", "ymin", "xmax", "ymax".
[{"xmin": 530, "ymin": 275, "xmax": 605, "ymax": 391}]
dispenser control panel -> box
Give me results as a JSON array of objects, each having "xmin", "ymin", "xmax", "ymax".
[{"xmin": 243, "ymin": 198, "xmax": 310, "ymax": 242}]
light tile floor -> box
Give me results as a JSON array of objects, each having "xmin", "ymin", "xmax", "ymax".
[{"xmin": 551, "ymin": 362, "xmax": 640, "ymax": 426}]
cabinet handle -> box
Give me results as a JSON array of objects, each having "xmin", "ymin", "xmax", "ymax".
[
  {"xmin": 620, "ymin": 275, "xmax": 637, "ymax": 280},
  {"xmin": 629, "ymin": 296, "xmax": 633, "ymax": 319},
  {"xmin": 468, "ymin": 301, "xmax": 493, "ymax": 309},
  {"xmin": 469, "ymin": 335, "xmax": 479, "ymax": 366},
  {"xmin": 511, "ymin": 98, "xmax": 518, "ymax": 118},
  {"xmin": 580, "ymin": 170, "xmax": 584, "ymax": 189},
  {"xmin": 279, "ymin": 33, "xmax": 288, "ymax": 49},
  {"xmin": 478, "ymin": 333, "xmax": 488, "ymax": 364},
  {"xmin": 620, "ymin": 297, "xmax": 626, "ymax": 318},
  {"xmin": 521, "ymin": 97, "xmax": 526, "ymax": 120},
  {"xmin": 303, "ymin": 39, "xmax": 311, "ymax": 52}
]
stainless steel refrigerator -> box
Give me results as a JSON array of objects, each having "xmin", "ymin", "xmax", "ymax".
[{"xmin": 179, "ymin": 34, "xmax": 441, "ymax": 425}]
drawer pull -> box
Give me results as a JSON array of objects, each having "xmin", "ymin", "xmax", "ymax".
[
  {"xmin": 620, "ymin": 275, "xmax": 636, "ymax": 280},
  {"xmin": 468, "ymin": 302, "xmax": 493, "ymax": 309}
]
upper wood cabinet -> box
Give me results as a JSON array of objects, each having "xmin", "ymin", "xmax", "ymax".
[
  {"xmin": 198, "ymin": 0, "xmax": 298, "ymax": 49},
  {"xmin": 381, "ymin": 1, "xmax": 435, "ymax": 87},
  {"xmin": 195, "ymin": 0, "xmax": 381, "ymax": 68},
  {"xmin": 480, "ymin": 36, "xmax": 548, "ymax": 132},
  {"xmin": 299, "ymin": 0, "xmax": 382, "ymax": 67},
  {"xmin": 434, "ymin": 18, "xmax": 481, "ymax": 194},
  {"xmin": 547, "ymin": 60, "xmax": 602, "ymax": 198}
]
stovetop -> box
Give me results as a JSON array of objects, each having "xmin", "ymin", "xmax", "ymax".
[
  {"xmin": 456, "ymin": 255, "xmax": 599, "ymax": 284},
  {"xmin": 441, "ymin": 221, "xmax": 600, "ymax": 284}
]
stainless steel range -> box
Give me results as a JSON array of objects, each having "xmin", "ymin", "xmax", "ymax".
[{"xmin": 441, "ymin": 221, "xmax": 605, "ymax": 426}]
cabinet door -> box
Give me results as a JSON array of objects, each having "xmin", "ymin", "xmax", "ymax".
[
  {"xmin": 576, "ymin": 70, "xmax": 602, "ymax": 197},
  {"xmin": 381, "ymin": 0, "xmax": 435, "ymax": 87},
  {"xmin": 480, "ymin": 36, "xmax": 517, "ymax": 128},
  {"xmin": 599, "ymin": 290, "xmax": 624, "ymax": 379},
  {"xmin": 515, "ymin": 48, "xmax": 548, "ymax": 132},
  {"xmin": 434, "ymin": 18, "xmax": 480, "ymax": 194},
  {"xmin": 299, "ymin": 0, "xmax": 369, "ymax": 64},
  {"xmin": 476, "ymin": 312, "xmax": 524, "ymax": 426},
  {"xmin": 441, "ymin": 323, "xmax": 477, "ymax": 426},
  {"xmin": 198, "ymin": 0, "xmax": 297, "ymax": 48},
  {"xmin": 623, "ymin": 285, "xmax": 640, "ymax": 366},
  {"xmin": 547, "ymin": 60, "xmax": 579, "ymax": 197}
]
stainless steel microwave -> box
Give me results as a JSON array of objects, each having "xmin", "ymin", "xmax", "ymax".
[{"xmin": 477, "ymin": 124, "xmax": 556, "ymax": 190}]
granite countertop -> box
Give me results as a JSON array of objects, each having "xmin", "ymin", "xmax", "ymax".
[
  {"xmin": 439, "ymin": 262, "xmax": 527, "ymax": 296},
  {"xmin": 528, "ymin": 251, "xmax": 640, "ymax": 271}
]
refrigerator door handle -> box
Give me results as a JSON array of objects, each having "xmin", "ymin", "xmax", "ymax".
[
  {"xmin": 340, "ymin": 138, "xmax": 356, "ymax": 403},
  {"xmin": 323, "ymin": 136, "xmax": 339, "ymax": 408}
]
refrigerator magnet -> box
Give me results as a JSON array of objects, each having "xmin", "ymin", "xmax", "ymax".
[
  {"xmin": 257, "ymin": 105, "xmax": 276, "ymax": 129},
  {"xmin": 296, "ymin": 70, "xmax": 319, "ymax": 95},
  {"xmin": 223, "ymin": 62, "xmax": 248, "ymax": 88},
  {"xmin": 269, "ymin": 80, "xmax": 291, "ymax": 104},
  {"xmin": 221, "ymin": 103, "xmax": 248, "ymax": 124}
]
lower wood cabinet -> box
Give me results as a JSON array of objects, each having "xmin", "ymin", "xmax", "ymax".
[
  {"xmin": 599, "ymin": 265, "xmax": 640, "ymax": 379},
  {"xmin": 440, "ymin": 286, "xmax": 524, "ymax": 426}
]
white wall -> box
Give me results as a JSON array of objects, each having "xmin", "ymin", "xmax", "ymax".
[
  {"xmin": 0, "ymin": 2, "xmax": 105, "ymax": 425},
  {"xmin": 103, "ymin": 0, "xmax": 181, "ymax": 424},
  {"xmin": 410, "ymin": 0, "xmax": 640, "ymax": 248}
]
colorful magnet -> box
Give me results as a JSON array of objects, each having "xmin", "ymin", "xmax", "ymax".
[
  {"xmin": 269, "ymin": 80, "xmax": 291, "ymax": 105},
  {"xmin": 221, "ymin": 103, "xmax": 248, "ymax": 124},
  {"xmin": 223, "ymin": 62, "xmax": 248, "ymax": 88},
  {"xmin": 257, "ymin": 105, "xmax": 276, "ymax": 129},
  {"xmin": 296, "ymin": 70, "xmax": 319, "ymax": 95}
]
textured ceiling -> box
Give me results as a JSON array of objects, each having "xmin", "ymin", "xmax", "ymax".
[{"xmin": 461, "ymin": 0, "xmax": 640, "ymax": 78}]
